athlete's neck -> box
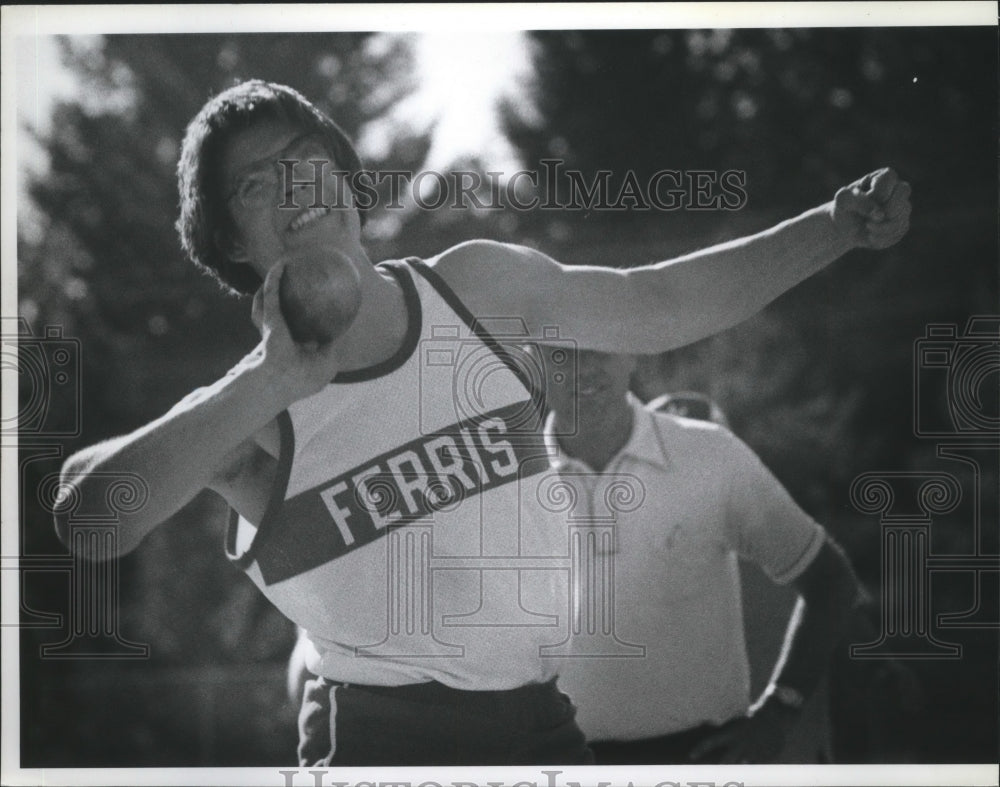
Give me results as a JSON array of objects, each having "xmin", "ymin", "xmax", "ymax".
[{"xmin": 334, "ymin": 255, "xmax": 409, "ymax": 372}]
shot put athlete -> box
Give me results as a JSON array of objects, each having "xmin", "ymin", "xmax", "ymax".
[{"xmin": 55, "ymin": 80, "xmax": 911, "ymax": 766}]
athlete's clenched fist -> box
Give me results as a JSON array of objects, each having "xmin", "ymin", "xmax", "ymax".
[{"xmin": 832, "ymin": 167, "xmax": 912, "ymax": 250}]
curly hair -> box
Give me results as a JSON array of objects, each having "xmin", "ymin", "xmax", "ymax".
[{"xmin": 176, "ymin": 80, "xmax": 366, "ymax": 296}]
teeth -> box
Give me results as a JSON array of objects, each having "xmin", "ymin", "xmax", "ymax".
[{"xmin": 289, "ymin": 207, "xmax": 330, "ymax": 232}]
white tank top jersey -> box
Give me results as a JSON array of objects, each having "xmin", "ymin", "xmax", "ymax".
[{"xmin": 226, "ymin": 258, "xmax": 570, "ymax": 690}]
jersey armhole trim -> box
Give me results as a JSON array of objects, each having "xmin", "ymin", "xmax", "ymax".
[
  {"xmin": 406, "ymin": 257, "xmax": 546, "ymax": 416},
  {"xmin": 225, "ymin": 409, "xmax": 296, "ymax": 569}
]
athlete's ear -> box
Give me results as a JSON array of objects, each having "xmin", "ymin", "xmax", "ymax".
[{"xmin": 214, "ymin": 228, "xmax": 250, "ymax": 263}]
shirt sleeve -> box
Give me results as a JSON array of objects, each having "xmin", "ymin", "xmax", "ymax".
[{"xmin": 719, "ymin": 428, "xmax": 826, "ymax": 585}]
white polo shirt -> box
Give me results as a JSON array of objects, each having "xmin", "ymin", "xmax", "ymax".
[{"xmin": 549, "ymin": 395, "xmax": 825, "ymax": 741}]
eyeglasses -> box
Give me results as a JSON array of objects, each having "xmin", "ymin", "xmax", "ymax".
[{"xmin": 226, "ymin": 132, "xmax": 336, "ymax": 210}]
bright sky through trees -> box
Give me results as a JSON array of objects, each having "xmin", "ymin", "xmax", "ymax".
[
  {"xmin": 17, "ymin": 32, "xmax": 535, "ymax": 240},
  {"xmin": 359, "ymin": 32, "xmax": 534, "ymax": 175}
]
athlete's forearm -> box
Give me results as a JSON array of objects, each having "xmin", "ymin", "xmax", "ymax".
[
  {"xmin": 625, "ymin": 204, "xmax": 853, "ymax": 352},
  {"xmin": 56, "ymin": 348, "xmax": 300, "ymax": 557},
  {"xmin": 627, "ymin": 168, "xmax": 911, "ymax": 353}
]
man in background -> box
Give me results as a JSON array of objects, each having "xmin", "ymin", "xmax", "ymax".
[{"xmin": 542, "ymin": 348, "xmax": 862, "ymax": 764}]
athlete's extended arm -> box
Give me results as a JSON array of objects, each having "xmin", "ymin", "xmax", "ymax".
[
  {"xmin": 55, "ymin": 260, "xmax": 340, "ymax": 558},
  {"xmin": 431, "ymin": 168, "xmax": 910, "ymax": 352}
]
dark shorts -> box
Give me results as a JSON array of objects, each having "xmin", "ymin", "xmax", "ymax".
[
  {"xmin": 589, "ymin": 721, "xmax": 739, "ymax": 765},
  {"xmin": 298, "ymin": 676, "xmax": 593, "ymax": 766}
]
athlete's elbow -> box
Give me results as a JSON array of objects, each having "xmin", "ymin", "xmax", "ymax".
[
  {"xmin": 53, "ymin": 453, "xmax": 87, "ymax": 550},
  {"xmin": 53, "ymin": 454, "xmax": 152, "ymax": 560},
  {"xmin": 55, "ymin": 504, "xmax": 149, "ymax": 561}
]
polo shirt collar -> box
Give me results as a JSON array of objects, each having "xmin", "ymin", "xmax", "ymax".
[{"xmin": 543, "ymin": 393, "xmax": 671, "ymax": 472}]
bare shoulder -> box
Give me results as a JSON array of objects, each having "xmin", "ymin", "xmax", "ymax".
[
  {"xmin": 428, "ymin": 239, "xmax": 558, "ymax": 279},
  {"xmin": 424, "ymin": 240, "xmax": 563, "ymax": 320},
  {"xmin": 422, "ymin": 240, "xmax": 635, "ymax": 348}
]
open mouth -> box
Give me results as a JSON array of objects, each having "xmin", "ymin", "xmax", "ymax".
[{"xmin": 288, "ymin": 206, "xmax": 332, "ymax": 233}]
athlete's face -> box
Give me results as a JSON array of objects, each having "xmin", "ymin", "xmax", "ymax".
[
  {"xmin": 541, "ymin": 347, "xmax": 636, "ymax": 420},
  {"xmin": 218, "ymin": 119, "xmax": 362, "ymax": 277}
]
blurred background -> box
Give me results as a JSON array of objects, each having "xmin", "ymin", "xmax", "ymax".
[{"xmin": 13, "ymin": 28, "xmax": 998, "ymax": 766}]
